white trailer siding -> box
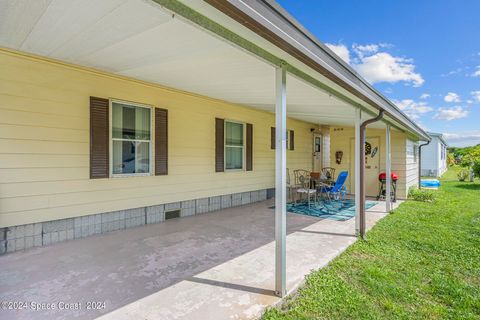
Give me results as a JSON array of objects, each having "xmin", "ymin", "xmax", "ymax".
[{"xmin": 421, "ymin": 134, "xmax": 448, "ymax": 177}]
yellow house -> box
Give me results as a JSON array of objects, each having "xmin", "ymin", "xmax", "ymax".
[{"xmin": 0, "ymin": 1, "xmax": 430, "ymax": 296}]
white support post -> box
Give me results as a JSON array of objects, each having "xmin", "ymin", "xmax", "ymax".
[
  {"xmin": 354, "ymin": 108, "xmax": 361, "ymax": 236},
  {"xmin": 386, "ymin": 124, "xmax": 392, "ymax": 212},
  {"xmin": 275, "ymin": 65, "xmax": 287, "ymax": 297}
]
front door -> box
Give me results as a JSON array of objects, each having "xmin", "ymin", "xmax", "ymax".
[
  {"xmin": 350, "ymin": 137, "xmax": 380, "ymax": 197},
  {"xmin": 313, "ymin": 134, "xmax": 322, "ymax": 172}
]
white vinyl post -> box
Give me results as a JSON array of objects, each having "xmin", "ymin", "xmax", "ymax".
[
  {"xmin": 275, "ymin": 64, "xmax": 287, "ymax": 297},
  {"xmin": 386, "ymin": 124, "xmax": 392, "ymax": 212},
  {"xmin": 354, "ymin": 108, "xmax": 361, "ymax": 236}
]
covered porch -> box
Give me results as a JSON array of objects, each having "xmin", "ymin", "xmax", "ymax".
[
  {"xmin": 0, "ymin": 198, "xmax": 399, "ymax": 320},
  {"xmin": 0, "ymin": 0, "xmax": 429, "ymax": 316}
]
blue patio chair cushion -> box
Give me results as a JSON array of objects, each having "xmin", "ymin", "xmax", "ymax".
[
  {"xmin": 321, "ymin": 171, "xmax": 348, "ymax": 193},
  {"xmin": 331, "ymin": 171, "xmax": 348, "ymax": 192}
]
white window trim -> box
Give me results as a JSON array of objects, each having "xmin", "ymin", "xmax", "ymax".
[
  {"xmin": 224, "ymin": 119, "xmax": 245, "ymax": 171},
  {"xmin": 109, "ymin": 99, "xmax": 153, "ymax": 178}
]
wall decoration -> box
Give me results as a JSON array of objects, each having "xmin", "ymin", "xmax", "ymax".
[
  {"xmin": 335, "ymin": 151, "xmax": 343, "ymax": 164},
  {"xmin": 365, "ymin": 141, "xmax": 372, "ymax": 155},
  {"xmin": 371, "ymin": 146, "xmax": 378, "ymax": 158}
]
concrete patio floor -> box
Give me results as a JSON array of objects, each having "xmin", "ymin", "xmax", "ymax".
[{"xmin": 0, "ymin": 199, "xmax": 397, "ymax": 320}]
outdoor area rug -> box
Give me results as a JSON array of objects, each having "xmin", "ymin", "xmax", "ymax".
[{"xmin": 271, "ymin": 199, "xmax": 377, "ymax": 221}]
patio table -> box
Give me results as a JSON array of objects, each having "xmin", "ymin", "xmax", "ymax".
[
  {"xmin": 311, "ymin": 178, "xmax": 334, "ymax": 188},
  {"xmin": 312, "ymin": 180, "xmax": 334, "ymax": 203}
]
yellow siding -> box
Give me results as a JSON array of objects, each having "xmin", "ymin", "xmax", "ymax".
[
  {"xmin": 329, "ymin": 126, "xmax": 412, "ymax": 199},
  {"xmin": 0, "ymin": 50, "xmax": 314, "ymax": 227}
]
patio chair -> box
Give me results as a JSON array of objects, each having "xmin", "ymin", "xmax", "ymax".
[
  {"xmin": 319, "ymin": 171, "xmax": 348, "ymax": 202},
  {"xmin": 294, "ymin": 169, "xmax": 317, "ymax": 207},
  {"xmin": 286, "ymin": 168, "xmax": 300, "ymax": 202},
  {"xmin": 320, "ymin": 167, "xmax": 336, "ymax": 181}
]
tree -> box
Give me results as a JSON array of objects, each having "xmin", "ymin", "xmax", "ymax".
[
  {"xmin": 473, "ymin": 161, "xmax": 480, "ymax": 179},
  {"xmin": 460, "ymin": 150, "xmax": 480, "ymax": 168},
  {"xmin": 447, "ymin": 153, "xmax": 456, "ymax": 167}
]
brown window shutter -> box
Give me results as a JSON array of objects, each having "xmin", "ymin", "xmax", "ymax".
[
  {"xmin": 246, "ymin": 123, "xmax": 253, "ymax": 171},
  {"xmin": 271, "ymin": 127, "xmax": 276, "ymax": 149},
  {"xmin": 155, "ymin": 108, "xmax": 168, "ymax": 175},
  {"xmin": 90, "ymin": 96, "xmax": 109, "ymax": 179},
  {"xmin": 290, "ymin": 130, "xmax": 295, "ymax": 150},
  {"xmin": 215, "ymin": 118, "xmax": 224, "ymax": 172}
]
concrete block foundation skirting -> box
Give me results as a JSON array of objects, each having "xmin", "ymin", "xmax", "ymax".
[{"xmin": 0, "ymin": 189, "xmax": 269, "ymax": 255}]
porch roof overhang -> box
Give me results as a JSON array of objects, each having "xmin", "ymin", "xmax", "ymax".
[
  {"xmin": 0, "ymin": 0, "xmax": 429, "ymax": 140},
  {"xmin": 184, "ymin": 0, "xmax": 430, "ymax": 141}
]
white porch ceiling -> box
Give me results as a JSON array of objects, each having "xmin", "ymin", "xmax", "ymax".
[{"xmin": 0, "ymin": 0, "xmax": 369, "ymax": 126}]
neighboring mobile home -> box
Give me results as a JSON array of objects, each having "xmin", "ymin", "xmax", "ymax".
[
  {"xmin": 0, "ymin": 1, "xmax": 430, "ymax": 297},
  {"xmin": 420, "ymin": 132, "xmax": 448, "ymax": 177}
]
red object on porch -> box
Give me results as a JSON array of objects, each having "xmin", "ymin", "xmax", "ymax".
[
  {"xmin": 377, "ymin": 172, "xmax": 398, "ymax": 202},
  {"xmin": 378, "ymin": 172, "xmax": 398, "ymax": 181}
]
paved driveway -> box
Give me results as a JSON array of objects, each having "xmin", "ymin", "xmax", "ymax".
[{"xmin": 0, "ymin": 199, "xmax": 392, "ymax": 320}]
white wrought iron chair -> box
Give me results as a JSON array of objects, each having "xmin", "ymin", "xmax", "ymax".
[
  {"xmin": 294, "ymin": 169, "xmax": 317, "ymax": 207},
  {"xmin": 286, "ymin": 168, "xmax": 300, "ymax": 202}
]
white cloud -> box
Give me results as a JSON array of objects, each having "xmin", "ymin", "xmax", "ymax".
[
  {"xmin": 325, "ymin": 43, "xmax": 350, "ymax": 64},
  {"xmin": 325, "ymin": 42, "xmax": 424, "ymax": 87},
  {"xmin": 471, "ymin": 90, "xmax": 480, "ymax": 102},
  {"xmin": 433, "ymin": 106, "xmax": 469, "ymax": 120},
  {"xmin": 354, "ymin": 52, "xmax": 424, "ymax": 87},
  {"xmin": 393, "ymin": 99, "xmax": 433, "ymax": 120},
  {"xmin": 352, "ymin": 43, "xmax": 379, "ymax": 57},
  {"xmin": 441, "ymin": 67, "xmax": 463, "ymax": 77},
  {"xmin": 420, "ymin": 93, "xmax": 430, "ymax": 99},
  {"xmin": 472, "ymin": 66, "xmax": 480, "ymax": 77},
  {"xmin": 444, "ymin": 92, "xmax": 461, "ymax": 103},
  {"xmin": 443, "ymin": 130, "xmax": 480, "ymax": 147}
]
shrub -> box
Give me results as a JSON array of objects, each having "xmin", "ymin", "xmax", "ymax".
[
  {"xmin": 457, "ymin": 170, "xmax": 468, "ymax": 182},
  {"xmin": 408, "ymin": 187, "xmax": 436, "ymax": 202},
  {"xmin": 447, "ymin": 153, "xmax": 456, "ymax": 167},
  {"xmin": 459, "ymin": 148, "xmax": 480, "ymax": 169},
  {"xmin": 473, "ymin": 161, "xmax": 480, "ymax": 179}
]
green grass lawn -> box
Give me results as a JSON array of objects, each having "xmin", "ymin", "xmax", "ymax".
[{"xmin": 263, "ymin": 168, "xmax": 480, "ymax": 320}]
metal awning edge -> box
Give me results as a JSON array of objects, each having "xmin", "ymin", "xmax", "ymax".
[{"xmin": 151, "ymin": 0, "xmax": 430, "ymax": 141}]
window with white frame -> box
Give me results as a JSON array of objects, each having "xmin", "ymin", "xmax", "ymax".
[
  {"xmin": 225, "ymin": 121, "xmax": 244, "ymax": 170},
  {"xmin": 111, "ymin": 101, "xmax": 152, "ymax": 175}
]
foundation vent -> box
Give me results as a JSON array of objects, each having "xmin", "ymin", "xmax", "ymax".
[{"xmin": 165, "ymin": 209, "xmax": 181, "ymax": 220}]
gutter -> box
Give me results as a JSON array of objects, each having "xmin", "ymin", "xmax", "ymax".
[
  {"xmin": 418, "ymin": 141, "xmax": 430, "ymax": 189},
  {"xmin": 359, "ymin": 110, "xmax": 384, "ymax": 240}
]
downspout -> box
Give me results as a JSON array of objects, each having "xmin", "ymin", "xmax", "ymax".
[
  {"xmin": 359, "ymin": 110, "xmax": 384, "ymax": 240},
  {"xmin": 418, "ymin": 140, "xmax": 430, "ymax": 189}
]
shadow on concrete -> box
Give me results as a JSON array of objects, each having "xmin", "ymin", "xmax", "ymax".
[
  {"xmin": 0, "ymin": 200, "xmax": 320, "ymax": 320},
  {"xmin": 187, "ymin": 276, "xmax": 276, "ymax": 297},
  {"xmin": 296, "ymin": 229, "xmax": 357, "ymax": 238}
]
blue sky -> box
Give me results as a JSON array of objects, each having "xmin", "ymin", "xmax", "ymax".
[{"xmin": 277, "ymin": 0, "xmax": 480, "ymax": 147}]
